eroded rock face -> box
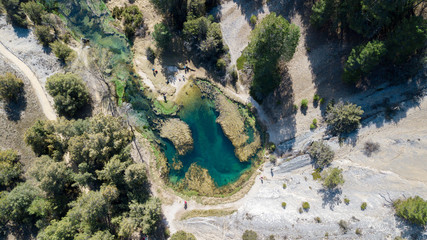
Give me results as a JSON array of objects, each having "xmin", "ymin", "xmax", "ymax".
[{"xmin": 160, "ymin": 118, "xmax": 193, "ymax": 155}]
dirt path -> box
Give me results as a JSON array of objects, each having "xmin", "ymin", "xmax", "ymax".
[{"xmin": 0, "ymin": 42, "xmax": 57, "ymax": 121}]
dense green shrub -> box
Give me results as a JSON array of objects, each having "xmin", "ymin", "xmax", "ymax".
[
  {"xmin": 394, "ymin": 196, "xmax": 427, "ymax": 225},
  {"xmin": 152, "ymin": 23, "xmax": 172, "ymax": 50},
  {"xmin": 171, "ymin": 230, "xmax": 197, "ymax": 240},
  {"xmin": 325, "ymin": 100, "xmax": 363, "ymax": 135},
  {"xmin": 308, "ymin": 141, "xmax": 334, "ymax": 168},
  {"xmin": 283, "ymin": 183, "xmax": 287, "ymax": 189},
  {"xmin": 282, "ymin": 202, "xmax": 286, "ymax": 208},
  {"xmin": 322, "ymin": 167, "xmax": 344, "ymax": 189},
  {"xmin": 0, "ymin": 72, "xmax": 24, "ymax": 102},
  {"xmin": 35, "ymin": 25, "xmax": 55, "ymax": 46},
  {"xmin": 46, "ymin": 73, "xmax": 90, "ymax": 118},
  {"xmin": 216, "ymin": 58, "xmax": 226, "ymax": 72},
  {"xmin": 21, "ymin": 1, "xmax": 45, "ymax": 25},
  {"xmin": 343, "ymin": 40, "xmax": 387, "ymax": 82},
  {"xmin": 344, "ymin": 198, "xmax": 350, "ymax": 205},
  {"xmin": 1, "ymin": 0, "xmax": 28, "ymax": 27},
  {"xmin": 112, "ymin": 5, "xmax": 144, "ymax": 39},
  {"xmin": 242, "ymin": 230, "xmax": 258, "ymax": 240},
  {"xmin": 246, "ymin": 13, "xmax": 300, "ymax": 101},
  {"xmin": 50, "ymin": 40, "xmax": 75, "ymax": 63},
  {"xmin": 0, "ymin": 149, "xmax": 23, "ymax": 189},
  {"xmin": 302, "ymin": 202, "xmax": 310, "ymax": 210},
  {"xmin": 0, "ymin": 183, "xmax": 40, "ymax": 225},
  {"xmin": 386, "ymin": 16, "xmax": 427, "ymax": 63},
  {"xmin": 250, "ymin": 15, "xmax": 257, "ymax": 26},
  {"xmin": 361, "ymin": 202, "xmax": 367, "ymax": 211},
  {"xmin": 300, "ymin": 99, "xmax": 308, "ymax": 109}
]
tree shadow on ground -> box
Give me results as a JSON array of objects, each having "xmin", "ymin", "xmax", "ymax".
[
  {"xmin": 13, "ymin": 26, "xmax": 30, "ymax": 38},
  {"xmin": 4, "ymin": 91, "xmax": 27, "ymax": 121},
  {"xmin": 318, "ymin": 188, "xmax": 342, "ymax": 210},
  {"xmin": 260, "ymin": 67, "xmax": 297, "ymax": 152},
  {"xmin": 394, "ymin": 216, "xmax": 426, "ymax": 240},
  {"xmin": 230, "ymin": 0, "xmax": 266, "ymax": 23}
]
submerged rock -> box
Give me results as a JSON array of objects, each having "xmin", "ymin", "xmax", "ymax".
[{"xmin": 160, "ymin": 118, "xmax": 194, "ymax": 155}]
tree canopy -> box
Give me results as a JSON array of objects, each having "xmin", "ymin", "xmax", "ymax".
[
  {"xmin": 0, "ymin": 149, "xmax": 23, "ymax": 190},
  {"xmin": 0, "ymin": 72, "xmax": 24, "ymax": 102},
  {"xmin": 308, "ymin": 141, "xmax": 335, "ymax": 168},
  {"xmin": 325, "ymin": 100, "xmax": 364, "ymax": 135},
  {"xmin": 46, "ymin": 73, "xmax": 90, "ymax": 118},
  {"xmin": 394, "ymin": 196, "xmax": 427, "ymax": 226},
  {"xmin": 322, "ymin": 167, "xmax": 345, "ymax": 189},
  {"xmin": 245, "ymin": 12, "xmax": 300, "ymax": 101}
]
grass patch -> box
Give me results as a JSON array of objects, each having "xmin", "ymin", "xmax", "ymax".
[
  {"xmin": 180, "ymin": 209, "xmax": 237, "ymax": 220},
  {"xmin": 153, "ymin": 100, "xmax": 179, "ymax": 115},
  {"xmin": 115, "ymin": 80, "xmax": 125, "ymax": 106},
  {"xmin": 236, "ymin": 55, "xmax": 247, "ymax": 70},
  {"xmin": 312, "ymin": 169, "xmax": 321, "ymax": 180}
]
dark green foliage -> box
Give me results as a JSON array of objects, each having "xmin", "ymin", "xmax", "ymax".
[
  {"xmin": 112, "ymin": 5, "xmax": 144, "ymax": 39},
  {"xmin": 386, "ymin": 16, "xmax": 427, "ymax": 63},
  {"xmin": 152, "ymin": 23, "xmax": 172, "ymax": 50},
  {"xmin": 0, "ymin": 149, "xmax": 22, "ymax": 189},
  {"xmin": 35, "ymin": 25, "xmax": 55, "ymax": 46},
  {"xmin": 187, "ymin": 0, "xmax": 206, "ymax": 20},
  {"xmin": 216, "ymin": 58, "xmax": 226, "ymax": 72},
  {"xmin": 325, "ymin": 100, "xmax": 364, "ymax": 134},
  {"xmin": 361, "ymin": 202, "xmax": 367, "ymax": 210},
  {"xmin": 119, "ymin": 198, "xmax": 162, "ymax": 237},
  {"xmin": 322, "ymin": 167, "xmax": 345, "ymax": 189},
  {"xmin": 46, "ymin": 73, "xmax": 90, "ymax": 118},
  {"xmin": 242, "ymin": 230, "xmax": 258, "ymax": 240},
  {"xmin": 311, "ymin": 0, "xmax": 425, "ymax": 83},
  {"xmin": 394, "ymin": 196, "xmax": 427, "ymax": 225},
  {"xmin": 50, "ymin": 40, "xmax": 75, "ymax": 63},
  {"xmin": 245, "ymin": 13, "xmax": 300, "ymax": 101},
  {"xmin": 24, "ymin": 119, "xmax": 63, "ymax": 158},
  {"xmin": 282, "ymin": 202, "xmax": 286, "ymax": 208},
  {"xmin": 344, "ymin": 198, "xmax": 350, "ymax": 205},
  {"xmin": 0, "ymin": 183, "xmax": 40, "ymax": 224},
  {"xmin": 21, "ymin": 1, "xmax": 45, "ymax": 25},
  {"xmin": 171, "ymin": 231, "xmax": 197, "ymax": 240},
  {"xmin": 183, "ymin": 16, "xmax": 210, "ymax": 44},
  {"xmin": 343, "ymin": 40, "xmax": 387, "ymax": 82},
  {"xmin": 308, "ymin": 141, "xmax": 335, "ymax": 168},
  {"xmin": 29, "ymin": 156, "xmax": 73, "ymax": 198},
  {"xmin": 1, "ymin": 0, "xmax": 28, "ymax": 27},
  {"xmin": 125, "ymin": 163, "xmax": 149, "ymax": 202},
  {"xmin": 0, "ymin": 72, "xmax": 23, "ymax": 102}
]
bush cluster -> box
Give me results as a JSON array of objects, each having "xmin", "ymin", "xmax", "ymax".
[
  {"xmin": 394, "ymin": 196, "xmax": 427, "ymax": 226},
  {"xmin": 112, "ymin": 5, "xmax": 144, "ymax": 39},
  {"xmin": 242, "ymin": 230, "xmax": 258, "ymax": 240},
  {"xmin": 325, "ymin": 100, "xmax": 364, "ymax": 135},
  {"xmin": 308, "ymin": 141, "xmax": 334, "ymax": 168},
  {"xmin": 170, "ymin": 230, "xmax": 197, "ymax": 240},
  {"xmin": 46, "ymin": 73, "xmax": 90, "ymax": 118},
  {"xmin": 0, "ymin": 72, "xmax": 24, "ymax": 102},
  {"xmin": 322, "ymin": 167, "xmax": 345, "ymax": 189}
]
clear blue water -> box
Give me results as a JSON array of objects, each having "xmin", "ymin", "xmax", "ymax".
[{"xmin": 164, "ymin": 93, "xmax": 251, "ymax": 187}]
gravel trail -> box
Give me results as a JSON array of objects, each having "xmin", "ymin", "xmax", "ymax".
[{"xmin": 0, "ymin": 42, "xmax": 57, "ymax": 120}]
